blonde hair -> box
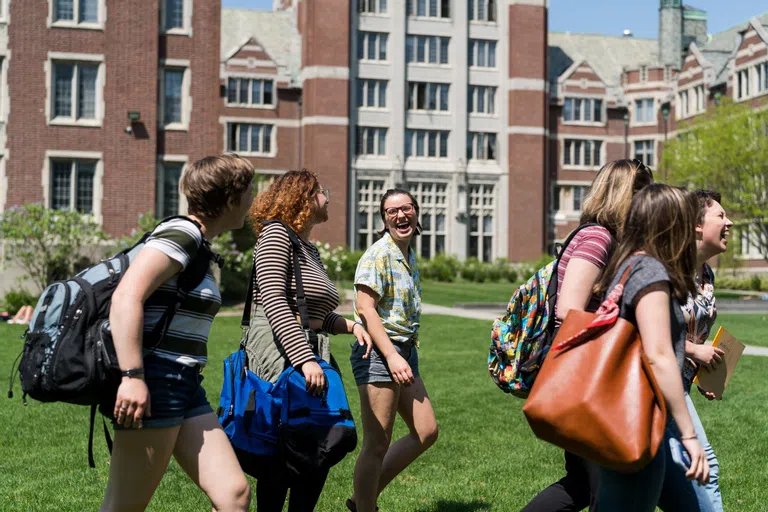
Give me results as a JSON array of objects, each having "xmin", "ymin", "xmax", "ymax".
[{"xmin": 580, "ymin": 159, "xmax": 654, "ymax": 238}]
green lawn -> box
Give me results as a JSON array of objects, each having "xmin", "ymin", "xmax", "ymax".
[
  {"xmin": 713, "ymin": 314, "xmax": 768, "ymax": 347},
  {"xmin": 1, "ymin": 316, "xmax": 767, "ymax": 510},
  {"xmin": 339, "ymin": 279, "xmax": 516, "ymax": 308}
]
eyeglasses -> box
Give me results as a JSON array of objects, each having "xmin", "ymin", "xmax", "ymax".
[
  {"xmin": 384, "ymin": 203, "xmax": 415, "ymax": 217},
  {"xmin": 316, "ymin": 187, "xmax": 330, "ymax": 201},
  {"xmin": 631, "ymin": 158, "xmax": 653, "ymax": 175}
]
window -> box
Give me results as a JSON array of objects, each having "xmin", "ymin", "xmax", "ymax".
[
  {"xmin": 468, "ymin": 0, "xmax": 496, "ymax": 22},
  {"xmin": 757, "ymin": 62, "xmax": 768, "ymax": 94},
  {"xmin": 406, "ymin": 0, "xmax": 450, "ymax": 18},
  {"xmin": 226, "ymin": 78, "xmax": 274, "ymax": 107},
  {"xmin": 160, "ymin": 66, "xmax": 189, "ymax": 128},
  {"xmin": 572, "ymin": 186, "xmax": 588, "ymax": 211},
  {"xmin": 358, "ymin": 32, "xmax": 388, "ymax": 62},
  {"xmin": 563, "ymin": 139, "xmax": 603, "ymax": 167},
  {"xmin": 563, "ymin": 97, "xmax": 602, "ymax": 122},
  {"xmin": 51, "ymin": 61, "xmax": 100, "ymax": 124},
  {"xmin": 469, "ymin": 184, "xmax": 494, "ymax": 263},
  {"xmin": 357, "ymin": 79, "xmax": 387, "ymax": 108},
  {"xmin": 664, "ymin": 65, "xmax": 673, "ymax": 82},
  {"xmin": 678, "ymin": 90, "xmax": 689, "ymax": 118},
  {"xmin": 551, "ymin": 185, "xmax": 561, "ymax": 212},
  {"xmin": 634, "ymin": 140, "xmax": 654, "ymax": 167},
  {"xmin": 406, "ymin": 35, "xmax": 449, "ymax": 65},
  {"xmin": 405, "ymin": 129, "xmax": 449, "ymax": 158},
  {"xmin": 157, "ymin": 161, "xmax": 184, "ymax": 218},
  {"xmin": 226, "ymin": 123, "xmax": 274, "ymax": 155},
  {"xmin": 53, "ymin": 0, "xmax": 100, "ymax": 24},
  {"xmin": 407, "ymin": 82, "xmax": 449, "ymax": 112},
  {"xmin": 640, "ymin": 65, "xmax": 648, "ymax": 82},
  {"xmin": 408, "ymin": 182, "xmax": 448, "ymax": 259},
  {"xmin": 737, "ymin": 69, "xmax": 750, "ymax": 99},
  {"xmin": 163, "ymin": 0, "xmax": 186, "ymax": 31},
  {"xmin": 469, "ymin": 39, "xmax": 496, "ymax": 68},
  {"xmin": 356, "ymin": 127, "xmax": 387, "ymax": 156},
  {"xmin": 634, "ymin": 98, "xmax": 655, "ymax": 123},
  {"xmin": 50, "ymin": 159, "xmax": 96, "ymax": 214},
  {"xmin": 467, "ymin": 132, "xmax": 496, "ymax": 161},
  {"xmin": 357, "ymin": 179, "xmax": 387, "ymax": 249},
  {"xmin": 468, "ymin": 86, "xmax": 495, "ymax": 114},
  {"xmin": 359, "ymin": 0, "xmax": 387, "ymax": 14}
]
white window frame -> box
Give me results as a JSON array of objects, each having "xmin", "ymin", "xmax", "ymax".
[
  {"xmin": 160, "ymin": 0, "xmax": 193, "ymax": 36},
  {"xmin": 357, "ymin": 79, "xmax": 388, "ymax": 109},
  {"xmin": 633, "ymin": 140, "xmax": 655, "ymax": 167},
  {"xmin": 640, "ymin": 65, "xmax": 648, "ymax": 82},
  {"xmin": 469, "ymin": 183, "xmax": 495, "ymax": 263},
  {"xmin": 159, "ymin": 59, "xmax": 191, "ymax": 131},
  {"xmin": 356, "ymin": 126, "xmax": 387, "ymax": 157},
  {"xmin": 468, "ymin": 0, "xmax": 497, "ymax": 23},
  {"xmin": 736, "ymin": 68, "xmax": 751, "ymax": 100},
  {"xmin": 406, "ymin": 35, "xmax": 449, "ymax": 66},
  {"xmin": 46, "ymin": 52, "xmax": 105, "ymax": 127},
  {"xmin": 356, "ymin": 178, "xmax": 387, "ymax": 250},
  {"xmin": 405, "ymin": 129, "xmax": 449, "ymax": 159},
  {"xmin": 358, "ymin": 32, "xmax": 388, "ymax": 62},
  {"xmin": 358, "ymin": 0, "xmax": 387, "ymax": 15},
  {"xmin": 468, "ymin": 39, "xmax": 497, "ymax": 69},
  {"xmin": 406, "ymin": 0, "xmax": 450, "ymax": 19},
  {"xmin": 407, "ymin": 82, "xmax": 449, "ymax": 113},
  {"xmin": 226, "ymin": 76, "xmax": 276, "ymax": 108},
  {"xmin": 633, "ymin": 97, "xmax": 655, "ymax": 125},
  {"xmin": 0, "ymin": 55, "xmax": 8, "ymax": 124},
  {"xmin": 467, "ymin": 132, "xmax": 497, "ymax": 161},
  {"xmin": 156, "ymin": 155, "xmax": 188, "ymax": 217},
  {"xmin": 48, "ymin": 0, "xmax": 106, "ymax": 30},
  {"xmin": 0, "ymin": 0, "xmax": 8, "ymax": 23},
  {"xmin": 562, "ymin": 96, "xmax": 604, "ymax": 125},
  {"xmin": 468, "ymin": 85, "xmax": 496, "ymax": 115},
  {"xmin": 562, "ymin": 138, "xmax": 604, "ymax": 170},
  {"xmin": 756, "ymin": 61, "xmax": 768, "ymax": 96},
  {"xmin": 226, "ymin": 122, "xmax": 276, "ymax": 157},
  {"xmin": 408, "ymin": 181, "xmax": 449, "ymax": 259},
  {"xmin": 41, "ymin": 150, "xmax": 104, "ymax": 224}
]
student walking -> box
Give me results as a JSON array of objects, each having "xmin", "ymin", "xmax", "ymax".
[
  {"xmin": 522, "ymin": 158, "xmax": 653, "ymax": 511},
  {"xmin": 101, "ymin": 154, "xmax": 256, "ymax": 512},
  {"xmin": 246, "ymin": 169, "xmax": 372, "ymax": 512},
  {"xmin": 592, "ymin": 184, "xmax": 712, "ymax": 511},
  {"xmin": 348, "ymin": 189, "xmax": 439, "ymax": 512}
]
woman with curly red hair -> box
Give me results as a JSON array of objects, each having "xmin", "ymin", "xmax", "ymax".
[{"xmin": 245, "ymin": 169, "xmax": 372, "ymax": 511}]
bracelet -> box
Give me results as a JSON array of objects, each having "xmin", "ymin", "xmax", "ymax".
[
  {"xmin": 680, "ymin": 433, "xmax": 698, "ymax": 441},
  {"xmin": 351, "ymin": 321, "xmax": 364, "ymax": 334},
  {"xmin": 121, "ymin": 367, "xmax": 145, "ymax": 378}
]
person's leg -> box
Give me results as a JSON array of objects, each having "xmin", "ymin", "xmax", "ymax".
[
  {"xmin": 100, "ymin": 426, "xmax": 180, "ymax": 511},
  {"xmin": 519, "ymin": 451, "xmax": 592, "ymax": 512},
  {"xmin": 375, "ymin": 377, "xmax": 438, "ymax": 493},
  {"xmin": 172, "ymin": 412, "xmax": 250, "ymax": 512},
  {"xmin": 286, "ymin": 468, "xmax": 330, "ymax": 512},
  {"xmin": 685, "ymin": 393, "xmax": 723, "ymax": 512},
  {"xmin": 658, "ymin": 425, "xmax": 715, "ymax": 512},
  {"xmin": 595, "ymin": 436, "xmax": 665, "ymax": 512},
  {"xmin": 256, "ymin": 471, "xmax": 290, "ymax": 512},
  {"xmin": 351, "ymin": 382, "xmax": 400, "ymax": 512}
]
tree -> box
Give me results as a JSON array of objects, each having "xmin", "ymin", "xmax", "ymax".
[
  {"xmin": 0, "ymin": 204, "xmax": 107, "ymax": 292},
  {"xmin": 661, "ymin": 99, "xmax": 768, "ymax": 261}
]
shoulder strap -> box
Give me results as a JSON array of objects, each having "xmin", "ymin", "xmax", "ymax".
[{"xmin": 546, "ymin": 222, "xmax": 603, "ymax": 301}]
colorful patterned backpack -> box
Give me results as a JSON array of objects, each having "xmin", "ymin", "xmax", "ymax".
[{"xmin": 488, "ymin": 223, "xmax": 600, "ymax": 397}]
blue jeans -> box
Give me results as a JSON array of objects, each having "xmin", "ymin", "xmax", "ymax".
[
  {"xmin": 686, "ymin": 392, "xmax": 723, "ymax": 512},
  {"xmin": 597, "ymin": 427, "xmax": 715, "ymax": 512}
]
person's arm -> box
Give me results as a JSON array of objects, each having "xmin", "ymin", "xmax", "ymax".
[
  {"xmin": 635, "ymin": 283, "xmax": 709, "ymax": 484},
  {"xmin": 557, "ymin": 259, "xmax": 602, "ymax": 321},
  {"xmin": 325, "ymin": 313, "xmax": 373, "ymax": 358},
  {"xmin": 685, "ymin": 341, "xmax": 724, "ymax": 371}
]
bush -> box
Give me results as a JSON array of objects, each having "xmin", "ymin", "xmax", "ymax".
[
  {"xmin": 2, "ymin": 288, "xmax": 39, "ymax": 315},
  {"xmin": 421, "ymin": 254, "xmax": 460, "ymax": 282},
  {"xmin": 461, "ymin": 258, "xmax": 488, "ymax": 283},
  {"xmin": 492, "ymin": 258, "xmax": 518, "ymax": 284},
  {"xmin": 751, "ymin": 274, "xmax": 763, "ymax": 292}
]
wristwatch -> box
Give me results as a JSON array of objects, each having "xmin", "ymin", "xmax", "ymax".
[{"xmin": 121, "ymin": 368, "xmax": 145, "ymax": 378}]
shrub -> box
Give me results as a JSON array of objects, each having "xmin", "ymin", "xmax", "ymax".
[
  {"xmin": 3, "ymin": 288, "xmax": 39, "ymax": 315},
  {"xmin": 751, "ymin": 274, "xmax": 763, "ymax": 292},
  {"xmin": 492, "ymin": 258, "xmax": 518, "ymax": 284},
  {"xmin": 422, "ymin": 254, "xmax": 460, "ymax": 282}
]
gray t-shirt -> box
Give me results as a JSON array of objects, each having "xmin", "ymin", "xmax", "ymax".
[{"xmin": 607, "ymin": 254, "xmax": 686, "ymax": 370}]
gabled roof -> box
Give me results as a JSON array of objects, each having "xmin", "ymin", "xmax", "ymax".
[
  {"xmin": 698, "ymin": 12, "xmax": 768, "ymax": 86},
  {"xmin": 221, "ymin": 8, "xmax": 301, "ymax": 85}
]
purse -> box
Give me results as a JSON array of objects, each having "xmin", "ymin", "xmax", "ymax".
[{"xmin": 522, "ymin": 263, "xmax": 667, "ymax": 473}]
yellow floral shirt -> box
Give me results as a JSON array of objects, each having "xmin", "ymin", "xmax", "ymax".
[{"xmin": 354, "ymin": 232, "xmax": 421, "ymax": 344}]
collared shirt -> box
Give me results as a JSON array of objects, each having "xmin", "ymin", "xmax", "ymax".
[
  {"xmin": 681, "ymin": 263, "xmax": 717, "ymax": 387},
  {"xmin": 354, "ymin": 232, "xmax": 422, "ymax": 344}
]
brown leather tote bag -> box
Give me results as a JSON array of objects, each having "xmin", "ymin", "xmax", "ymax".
[{"xmin": 522, "ymin": 266, "xmax": 667, "ymax": 473}]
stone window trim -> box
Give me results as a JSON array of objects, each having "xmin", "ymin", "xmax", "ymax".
[
  {"xmin": 158, "ymin": 59, "xmax": 191, "ymax": 131},
  {"xmin": 632, "ymin": 139, "xmax": 656, "ymax": 168},
  {"xmin": 355, "ymin": 177, "xmax": 388, "ymax": 251},
  {"xmin": 561, "ymin": 137, "xmax": 605, "ymax": 171},
  {"xmin": 45, "ymin": 52, "xmax": 105, "ymax": 128},
  {"xmin": 552, "ymin": 181, "xmax": 592, "ymax": 221},
  {"xmin": 468, "ymin": 0, "xmax": 497, "ymax": 24},
  {"xmin": 676, "ymin": 83, "xmax": 706, "ymax": 120},
  {"xmin": 406, "ymin": 0, "xmax": 451, "ymax": 20},
  {"xmin": 733, "ymin": 58, "xmax": 768, "ymax": 102},
  {"xmin": 408, "ymin": 181, "xmax": 449, "ymax": 259},
  {"xmin": 405, "ymin": 129, "xmax": 450, "ymax": 159},
  {"xmin": 47, "ymin": 0, "xmax": 106, "ymax": 30},
  {"xmin": 0, "ymin": 0, "xmax": 10, "ymax": 24},
  {"xmin": 358, "ymin": 0, "xmax": 388, "ymax": 16},
  {"xmin": 561, "ymin": 96, "xmax": 605, "ymax": 126},
  {"xmin": 160, "ymin": 0, "xmax": 193, "ymax": 37},
  {"xmin": 356, "ymin": 126, "xmax": 388, "ymax": 157},
  {"xmin": 631, "ymin": 97, "xmax": 656, "ymax": 127},
  {"xmin": 41, "ymin": 150, "xmax": 104, "ymax": 225},
  {"xmin": 468, "ymin": 39, "xmax": 497, "ymax": 69},
  {"xmin": 357, "ymin": 79, "xmax": 388, "ymax": 110},
  {"xmin": 468, "ymin": 85, "xmax": 496, "ymax": 116},
  {"xmin": 225, "ymin": 76, "xmax": 277, "ymax": 110},
  {"xmin": 468, "ymin": 183, "xmax": 495, "ymax": 263},
  {"xmin": 156, "ymin": 154, "xmax": 189, "ymax": 218},
  {"xmin": 225, "ymin": 122, "xmax": 277, "ymax": 157},
  {"xmin": 0, "ymin": 52, "xmax": 10, "ymax": 126},
  {"xmin": 0, "ymin": 151, "xmax": 7, "ymax": 215},
  {"xmin": 406, "ymin": 35, "xmax": 450, "ymax": 66}
]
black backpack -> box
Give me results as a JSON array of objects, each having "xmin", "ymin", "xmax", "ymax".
[{"xmin": 9, "ymin": 216, "xmax": 220, "ymax": 466}]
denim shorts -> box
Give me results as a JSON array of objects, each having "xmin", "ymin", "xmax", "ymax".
[
  {"xmin": 113, "ymin": 355, "xmax": 212, "ymax": 430},
  {"xmin": 350, "ymin": 341, "xmax": 420, "ymax": 386}
]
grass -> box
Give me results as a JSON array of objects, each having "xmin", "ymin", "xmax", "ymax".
[
  {"xmin": 712, "ymin": 314, "xmax": 768, "ymax": 347},
  {"xmin": 338, "ymin": 279, "xmax": 516, "ymax": 308},
  {"xmin": 2, "ymin": 315, "xmax": 768, "ymax": 510}
]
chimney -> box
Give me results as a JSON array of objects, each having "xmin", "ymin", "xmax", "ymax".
[{"xmin": 659, "ymin": 0, "xmax": 683, "ymax": 68}]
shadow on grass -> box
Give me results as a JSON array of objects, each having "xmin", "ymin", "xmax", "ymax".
[{"xmin": 415, "ymin": 500, "xmax": 492, "ymax": 512}]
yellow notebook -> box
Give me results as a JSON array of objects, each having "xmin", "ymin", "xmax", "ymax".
[{"xmin": 692, "ymin": 327, "xmax": 745, "ymax": 399}]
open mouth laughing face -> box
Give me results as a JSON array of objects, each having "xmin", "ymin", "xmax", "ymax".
[{"xmin": 383, "ymin": 194, "xmax": 417, "ymax": 244}]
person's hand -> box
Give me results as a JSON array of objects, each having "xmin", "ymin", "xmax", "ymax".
[
  {"xmin": 114, "ymin": 377, "xmax": 151, "ymax": 429},
  {"xmin": 385, "ymin": 352, "xmax": 414, "ymax": 385},
  {"xmin": 681, "ymin": 437, "xmax": 710, "ymax": 485},
  {"xmin": 697, "ymin": 385, "xmax": 719, "ymax": 401},
  {"xmin": 691, "ymin": 344, "xmax": 724, "ymax": 371},
  {"xmin": 352, "ymin": 323, "xmax": 373, "ymax": 359},
  {"xmin": 300, "ymin": 360, "xmax": 326, "ymax": 396}
]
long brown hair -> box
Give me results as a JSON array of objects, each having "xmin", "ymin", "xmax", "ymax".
[
  {"xmin": 249, "ymin": 169, "xmax": 318, "ymax": 235},
  {"xmin": 595, "ymin": 184, "xmax": 698, "ymax": 302},
  {"xmin": 580, "ymin": 159, "xmax": 654, "ymax": 238}
]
